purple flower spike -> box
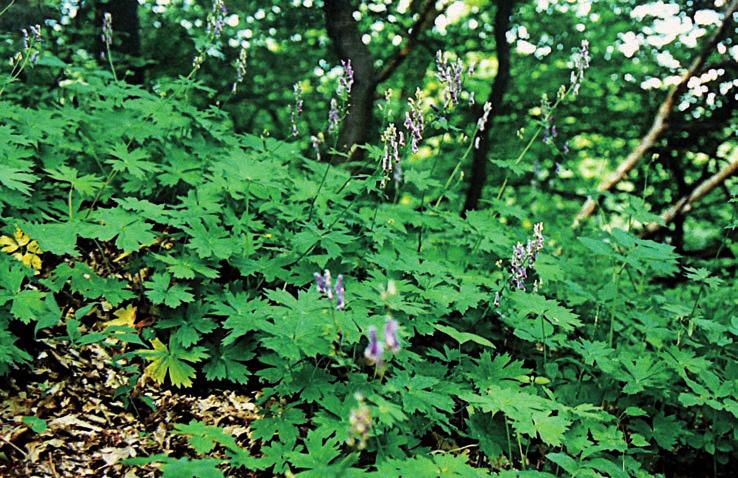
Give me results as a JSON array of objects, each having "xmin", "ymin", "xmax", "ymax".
[
  {"xmin": 384, "ymin": 319, "xmax": 400, "ymax": 352},
  {"xmin": 323, "ymin": 270, "xmax": 334, "ymax": 300},
  {"xmin": 340, "ymin": 59, "xmax": 354, "ymax": 95},
  {"xmin": 364, "ymin": 326, "xmax": 384, "ymax": 365},
  {"xmin": 314, "ymin": 272, "xmax": 326, "ymax": 294},
  {"xmin": 335, "ymin": 274, "xmax": 345, "ymax": 310}
]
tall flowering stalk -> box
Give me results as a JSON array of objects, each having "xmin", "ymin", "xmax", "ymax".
[
  {"xmin": 509, "ymin": 222, "xmax": 544, "ymax": 291},
  {"xmin": 99, "ymin": 13, "xmax": 118, "ymax": 81},
  {"xmin": 435, "ymin": 50, "xmax": 466, "ymax": 108},
  {"xmin": 328, "ymin": 98, "xmax": 340, "ymax": 134},
  {"xmin": 474, "ymin": 101, "xmax": 493, "ymax": 150},
  {"xmin": 231, "ymin": 46, "xmax": 248, "ymax": 93},
  {"xmin": 346, "ymin": 392, "xmax": 372, "ymax": 449},
  {"xmin": 313, "ymin": 269, "xmax": 345, "ymax": 310},
  {"xmin": 403, "ymin": 88, "xmax": 425, "ymax": 153},
  {"xmin": 338, "ymin": 59, "xmax": 354, "ymax": 96},
  {"xmin": 206, "ymin": 0, "xmax": 228, "ymax": 40},
  {"xmin": 380, "ymin": 124, "xmax": 403, "ymax": 187},
  {"xmin": 289, "ymin": 83, "xmax": 304, "ymax": 137},
  {"xmin": 364, "ymin": 326, "xmax": 383, "ymax": 366},
  {"xmin": 570, "ymin": 40, "xmax": 590, "ymax": 96}
]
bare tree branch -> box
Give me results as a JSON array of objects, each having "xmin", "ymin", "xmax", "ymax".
[
  {"xmin": 644, "ymin": 157, "xmax": 738, "ymax": 236},
  {"xmin": 375, "ymin": 0, "xmax": 443, "ymax": 85},
  {"xmin": 462, "ymin": 0, "xmax": 516, "ymax": 212},
  {"xmin": 574, "ymin": 0, "xmax": 738, "ymax": 226}
]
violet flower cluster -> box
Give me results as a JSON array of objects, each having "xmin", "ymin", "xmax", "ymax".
[
  {"xmin": 570, "ymin": 40, "xmax": 590, "ymax": 96},
  {"xmin": 101, "ymin": 13, "xmax": 113, "ymax": 48},
  {"xmin": 21, "ymin": 24, "xmax": 42, "ymax": 64},
  {"xmin": 435, "ymin": 50, "xmax": 465, "ymax": 108},
  {"xmin": 510, "ymin": 222, "xmax": 544, "ymax": 291},
  {"xmin": 380, "ymin": 124, "xmax": 404, "ymax": 187},
  {"xmin": 328, "ymin": 98, "xmax": 340, "ymax": 134},
  {"xmin": 289, "ymin": 83, "xmax": 304, "ymax": 136},
  {"xmin": 474, "ymin": 101, "xmax": 493, "ymax": 149},
  {"xmin": 231, "ymin": 46, "xmax": 248, "ymax": 93},
  {"xmin": 314, "ymin": 269, "xmax": 345, "ymax": 310},
  {"xmin": 206, "ymin": 0, "xmax": 228, "ymax": 40},
  {"xmin": 347, "ymin": 392, "xmax": 371, "ymax": 449},
  {"xmin": 403, "ymin": 89, "xmax": 424, "ymax": 153},
  {"xmin": 364, "ymin": 318, "xmax": 401, "ymax": 367},
  {"xmin": 338, "ymin": 59, "xmax": 354, "ymax": 95}
]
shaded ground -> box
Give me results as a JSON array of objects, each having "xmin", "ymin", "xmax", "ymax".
[{"xmin": 0, "ymin": 339, "xmax": 258, "ymax": 477}]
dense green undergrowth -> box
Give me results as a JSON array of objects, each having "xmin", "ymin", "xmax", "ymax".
[{"xmin": 1, "ymin": 38, "xmax": 738, "ymax": 478}]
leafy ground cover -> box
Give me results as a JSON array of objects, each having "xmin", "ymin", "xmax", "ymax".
[{"xmin": 1, "ymin": 1, "xmax": 738, "ymax": 477}]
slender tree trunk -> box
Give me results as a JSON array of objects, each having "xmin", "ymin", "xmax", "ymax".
[
  {"xmin": 462, "ymin": 0, "xmax": 515, "ymax": 212},
  {"xmin": 323, "ymin": 0, "xmax": 441, "ymax": 155}
]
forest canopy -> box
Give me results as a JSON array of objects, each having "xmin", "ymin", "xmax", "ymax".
[{"xmin": 1, "ymin": 0, "xmax": 737, "ymax": 477}]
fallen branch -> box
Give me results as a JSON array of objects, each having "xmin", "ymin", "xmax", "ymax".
[
  {"xmin": 573, "ymin": 0, "xmax": 738, "ymax": 227},
  {"xmin": 644, "ymin": 157, "xmax": 738, "ymax": 236}
]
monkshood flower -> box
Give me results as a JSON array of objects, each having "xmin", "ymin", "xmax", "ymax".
[
  {"xmin": 314, "ymin": 270, "xmax": 345, "ymax": 309},
  {"xmin": 231, "ymin": 46, "xmax": 248, "ymax": 93},
  {"xmin": 207, "ymin": 0, "xmax": 228, "ymax": 40},
  {"xmin": 380, "ymin": 123, "xmax": 401, "ymax": 187},
  {"xmin": 339, "ymin": 59, "xmax": 354, "ymax": 95},
  {"xmin": 403, "ymin": 88, "xmax": 425, "ymax": 153},
  {"xmin": 20, "ymin": 24, "xmax": 42, "ymax": 64},
  {"xmin": 477, "ymin": 101, "xmax": 492, "ymax": 132},
  {"xmin": 289, "ymin": 83, "xmax": 304, "ymax": 136},
  {"xmin": 310, "ymin": 134, "xmax": 323, "ymax": 162},
  {"xmin": 511, "ymin": 242, "xmax": 528, "ymax": 290},
  {"xmin": 435, "ymin": 50, "xmax": 465, "ymax": 108},
  {"xmin": 313, "ymin": 271, "xmax": 327, "ymax": 294},
  {"xmin": 510, "ymin": 222, "xmax": 545, "ymax": 290},
  {"xmin": 570, "ymin": 40, "xmax": 590, "ymax": 96},
  {"xmin": 347, "ymin": 392, "xmax": 371, "ymax": 449},
  {"xmin": 324, "ymin": 269, "xmax": 334, "ymax": 300},
  {"xmin": 527, "ymin": 222, "xmax": 544, "ymax": 266},
  {"xmin": 335, "ymin": 274, "xmax": 345, "ymax": 310},
  {"xmin": 364, "ymin": 326, "xmax": 384, "ymax": 365},
  {"xmin": 328, "ymin": 98, "xmax": 340, "ymax": 134},
  {"xmin": 101, "ymin": 13, "xmax": 113, "ymax": 47},
  {"xmin": 384, "ymin": 318, "xmax": 400, "ymax": 353}
]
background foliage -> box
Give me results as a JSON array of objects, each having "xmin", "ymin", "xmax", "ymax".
[{"xmin": 1, "ymin": 0, "xmax": 737, "ymax": 477}]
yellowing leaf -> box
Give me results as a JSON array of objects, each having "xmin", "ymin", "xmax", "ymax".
[
  {"xmin": 0, "ymin": 234, "xmax": 19, "ymax": 253},
  {"xmin": 2, "ymin": 228, "xmax": 43, "ymax": 272},
  {"xmin": 14, "ymin": 227, "xmax": 30, "ymax": 247},
  {"xmin": 107, "ymin": 304, "xmax": 137, "ymax": 328}
]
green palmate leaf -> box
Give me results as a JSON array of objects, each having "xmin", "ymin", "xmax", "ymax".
[
  {"xmin": 20, "ymin": 222, "xmax": 79, "ymax": 256},
  {"xmin": 107, "ymin": 143, "xmax": 160, "ymax": 178},
  {"xmin": 160, "ymin": 458, "xmax": 225, "ymax": 478},
  {"xmin": 140, "ymin": 337, "xmax": 208, "ymax": 388},
  {"xmin": 203, "ymin": 341, "xmax": 253, "ymax": 384},
  {"xmin": 0, "ymin": 166, "xmax": 38, "ymax": 195},
  {"xmin": 434, "ymin": 324, "xmax": 494, "ymax": 348},
  {"xmin": 46, "ymin": 165, "xmax": 103, "ymax": 196},
  {"xmin": 145, "ymin": 272, "xmax": 194, "ymax": 308}
]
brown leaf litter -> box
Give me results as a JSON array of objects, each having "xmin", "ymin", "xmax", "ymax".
[{"xmin": 0, "ymin": 339, "xmax": 259, "ymax": 477}]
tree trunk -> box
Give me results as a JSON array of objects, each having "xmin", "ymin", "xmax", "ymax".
[
  {"xmin": 324, "ymin": 0, "xmax": 376, "ymax": 153},
  {"xmin": 462, "ymin": 0, "xmax": 515, "ymax": 212}
]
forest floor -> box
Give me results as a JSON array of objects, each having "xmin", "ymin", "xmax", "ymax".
[{"xmin": 0, "ymin": 340, "xmax": 258, "ymax": 477}]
